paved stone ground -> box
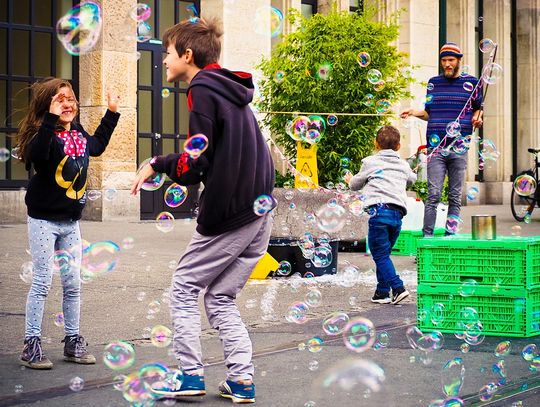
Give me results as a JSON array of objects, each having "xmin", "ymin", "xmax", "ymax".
[{"xmin": 1, "ymin": 205, "xmax": 540, "ymax": 406}]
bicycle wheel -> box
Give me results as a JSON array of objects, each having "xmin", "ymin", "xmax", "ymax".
[{"xmin": 511, "ymin": 174, "xmax": 537, "ymax": 222}]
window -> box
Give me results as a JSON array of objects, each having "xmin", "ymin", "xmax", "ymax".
[
  {"xmin": 0, "ymin": 0, "xmax": 78, "ymax": 188},
  {"xmin": 301, "ymin": 0, "xmax": 317, "ymax": 18},
  {"xmin": 350, "ymin": 0, "xmax": 364, "ymax": 13}
]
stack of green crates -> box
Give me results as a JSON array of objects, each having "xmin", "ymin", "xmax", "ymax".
[
  {"xmin": 417, "ymin": 235, "xmax": 540, "ymax": 337},
  {"xmin": 391, "ymin": 228, "xmax": 446, "ymax": 256}
]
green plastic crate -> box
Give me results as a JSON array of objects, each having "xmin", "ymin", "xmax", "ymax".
[
  {"xmin": 417, "ymin": 283, "xmax": 540, "ymax": 337},
  {"xmin": 390, "ymin": 228, "xmax": 446, "ymax": 256},
  {"xmin": 417, "ymin": 235, "xmax": 540, "ymax": 289}
]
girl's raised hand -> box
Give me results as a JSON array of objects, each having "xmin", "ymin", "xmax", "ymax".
[
  {"xmin": 49, "ymin": 92, "xmax": 66, "ymax": 116},
  {"xmin": 107, "ymin": 89, "xmax": 121, "ymax": 112}
]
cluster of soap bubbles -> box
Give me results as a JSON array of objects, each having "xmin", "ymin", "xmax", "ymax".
[
  {"xmin": 286, "ymin": 115, "xmax": 327, "ymax": 145},
  {"xmin": 455, "ymin": 307, "xmax": 485, "ymax": 346},
  {"xmin": 130, "ymin": 3, "xmax": 153, "ymax": 43},
  {"xmin": 406, "ymin": 326, "xmax": 445, "ymax": 352},
  {"xmin": 118, "ymin": 363, "xmax": 174, "ymax": 405},
  {"xmin": 56, "ymin": 2, "xmax": 102, "ymax": 56}
]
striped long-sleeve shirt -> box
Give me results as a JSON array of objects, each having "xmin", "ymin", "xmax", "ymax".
[{"xmin": 424, "ymin": 74, "xmax": 483, "ymax": 148}]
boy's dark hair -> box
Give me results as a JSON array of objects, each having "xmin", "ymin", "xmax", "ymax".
[
  {"xmin": 376, "ymin": 125, "xmax": 401, "ymax": 150},
  {"xmin": 163, "ymin": 17, "xmax": 223, "ymax": 69}
]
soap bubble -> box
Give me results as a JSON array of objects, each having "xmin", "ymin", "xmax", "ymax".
[
  {"xmin": 184, "ymin": 134, "xmax": 209, "ymax": 158},
  {"xmin": 342, "ymin": 317, "xmax": 375, "ymax": 353},
  {"xmin": 150, "ymin": 325, "xmax": 172, "ymax": 348},
  {"xmin": 136, "ymin": 21, "xmax": 152, "ymax": 42},
  {"xmin": 466, "ymin": 186, "xmax": 479, "ymax": 201},
  {"xmin": 138, "ymin": 158, "xmax": 165, "ymax": 191},
  {"xmin": 53, "ymin": 312, "xmax": 65, "ymax": 327},
  {"xmin": 130, "ymin": 3, "xmax": 152, "ymax": 21},
  {"xmin": 253, "ymin": 195, "xmax": 274, "ymax": 216},
  {"xmin": 446, "ymin": 215, "xmax": 463, "ymax": 234},
  {"xmin": 56, "ymin": 2, "xmax": 102, "ymax": 56},
  {"xmin": 367, "ymin": 69, "xmax": 382, "ymax": 84},
  {"xmin": 327, "ymin": 114, "xmax": 338, "ymax": 126},
  {"xmin": 164, "ymin": 184, "xmax": 188, "ymax": 208},
  {"xmin": 69, "ymin": 376, "xmax": 84, "ymax": 392},
  {"xmin": 103, "ymin": 341, "xmax": 136, "ymax": 370},
  {"xmin": 463, "ymin": 82, "xmax": 474, "ymax": 92},
  {"xmin": 479, "ymin": 38, "xmax": 496, "ymax": 53},
  {"xmin": 276, "ymin": 261, "xmax": 292, "ymax": 276},
  {"xmin": 155, "ymin": 212, "xmax": 175, "ymax": 233},
  {"xmin": 322, "ymin": 312, "xmax": 349, "ymax": 335},
  {"xmin": 513, "ymin": 174, "xmax": 536, "ymax": 196},
  {"xmin": 481, "ymin": 63, "xmax": 503, "ymax": 85},
  {"xmin": 315, "ymin": 201, "xmax": 346, "ymax": 233},
  {"xmin": 356, "ymin": 52, "xmax": 371, "ymax": 68},
  {"xmin": 0, "ymin": 147, "xmax": 10, "ymax": 162},
  {"xmin": 441, "ymin": 357, "xmax": 465, "ymax": 397},
  {"xmin": 314, "ymin": 358, "xmax": 385, "ymax": 393}
]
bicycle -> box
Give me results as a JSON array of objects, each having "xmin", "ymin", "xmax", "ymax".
[{"xmin": 511, "ymin": 148, "xmax": 540, "ymax": 222}]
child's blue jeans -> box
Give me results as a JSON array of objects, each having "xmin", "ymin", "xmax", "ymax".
[{"xmin": 367, "ymin": 206, "xmax": 405, "ymax": 295}]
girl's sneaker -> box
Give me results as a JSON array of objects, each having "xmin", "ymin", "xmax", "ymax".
[
  {"xmin": 219, "ymin": 379, "xmax": 256, "ymax": 404},
  {"xmin": 151, "ymin": 371, "xmax": 206, "ymax": 398},
  {"xmin": 20, "ymin": 336, "xmax": 53, "ymax": 369},
  {"xmin": 62, "ymin": 335, "xmax": 96, "ymax": 364}
]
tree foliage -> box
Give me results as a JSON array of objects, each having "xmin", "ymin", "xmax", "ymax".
[{"xmin": 257, "ymin": 7, "xmax": 414, "ymax": 184}]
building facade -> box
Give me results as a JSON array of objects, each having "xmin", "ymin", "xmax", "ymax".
[{"xmin": 0, "ymin": 0, "xmax": 538, "ymax": 222}]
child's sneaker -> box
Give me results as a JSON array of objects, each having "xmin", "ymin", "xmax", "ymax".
[
  {"xmin": 151, "ymin": 371, "xmax": 206, "ymax": 398},
  {"xmin": 62, "ymin": 335, "xmax": 96, "ymax": 364},
  {"xmin": 219, "ymin": 379, "xmax": 256, "ymax": 404},
  {"xmin": 371, "ymin": 290, "xmax": 391, "ymax": 304},
  {"xmin": 20, "ymin": 337, "xmax": 53, "ymax": 369},
  {"xmin": 392, "ymin": 286, "xmax": 410, "ymax": 304}
]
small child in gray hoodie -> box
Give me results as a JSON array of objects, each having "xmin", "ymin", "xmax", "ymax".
[{"xmin": 345, "ymin": 126, "xmax": 417, "ymax": 304}]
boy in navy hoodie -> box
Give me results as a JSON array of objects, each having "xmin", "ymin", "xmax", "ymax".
[{"xmin": 131, "ymin": 18, "xmax": 274, "ymax": 404}]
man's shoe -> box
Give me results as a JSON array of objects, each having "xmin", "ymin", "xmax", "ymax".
[
  {"xmin": 62, "ymin": 335, "xmax": 96, "ymax": 364},
  {"xmin": 151, "ymin": 371, "xmax": 206, "ymax": 398},
  {"xmin": 219, "ymin": 379, "xmax": 256, "ymax": 404},
  {"xmin": 371, "ymin": 291, "xmax": 391, "ymax": 304},
  {"xmin": 20, "ymin": 337, "xmax": 53, "ymax": 369},
  {"xmin": 392, "ymin": 287, "xmax": 410, "ymax": 304}
]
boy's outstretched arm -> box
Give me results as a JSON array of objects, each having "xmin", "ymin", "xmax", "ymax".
[{"xmin": 348, "ymin": 162, "xmax": 370, "ymax": 191}]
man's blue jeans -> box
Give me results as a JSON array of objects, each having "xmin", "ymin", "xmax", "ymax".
[
  {"xmin": 368, "ymin": 207, "xmax": 404, "ymax": 295},
  {"xmin": 423, "ymin": 150, "xmax": 468, "ymax": 236}
]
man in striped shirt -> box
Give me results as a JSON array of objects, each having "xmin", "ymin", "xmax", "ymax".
[{"xmin": 401, "ymin": 42, "xmax": 484, "ymax": 236}]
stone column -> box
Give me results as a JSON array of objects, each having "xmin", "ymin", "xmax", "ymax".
[
  {"xmin": 385, "ymin": 0, "xmax": 440, "ymax": 158},
  {"xmin": 480, "ymin": 0, "xmax": 513, "ymax": 204},
  {"xmin": 516, "ymin": 1, "xmax": 540, "ymax": 173},
  {"xmin": 445, "ymin": 0, "xmax": 482, "ymax": 203},
  {"xmin": 79, "ymin": 0, "xmax": 139, "ymax": 221},
  {"xmin": 202, "ymin": 0, "xmax": 272, "ymax": 72}
]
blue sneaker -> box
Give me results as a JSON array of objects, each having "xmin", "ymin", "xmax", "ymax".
[
  {"xmin": 151, "ymin": 371, "xmax": 206, "ymax": 398},
  {"xmin": 219, "ymin": 380, "xmax": 255, "ymax": 404}
]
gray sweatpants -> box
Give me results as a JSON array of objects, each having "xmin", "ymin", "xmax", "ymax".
[
  {"xmin": 170, "ymin": 214, "xmax": 272, "ymax": 381},
  {"xmin": 423, "ymin": 151, "xmax": 468, "ymax": 236}
]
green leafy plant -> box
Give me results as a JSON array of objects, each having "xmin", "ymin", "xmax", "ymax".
[
  {"xmin": 408, "ymin": 178, "xmax": 449, "ymax": 203},
  {"xmin": 257, "ymin": 6, "xmax": 414, "ymax": 185},
  {"xmin": 275, "ymin": 170, "xmax": 295, "ymax": 187}
]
